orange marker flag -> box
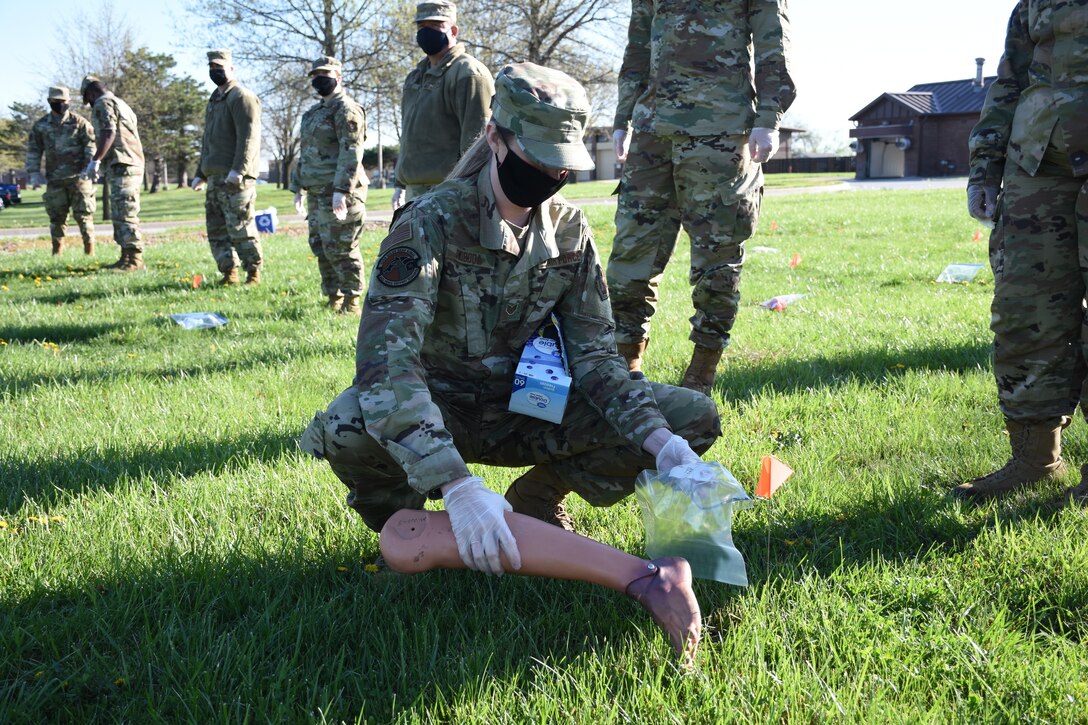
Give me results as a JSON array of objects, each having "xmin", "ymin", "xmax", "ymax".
[
  {"xmin": 756, "ymin": 455, "xmax": 793, "ymax": 498},
  {"xmin": 972, "ymin": 230, "xmax": 984, "ymax": 242},
  {"xmin": 193, "ymin": 274, "xmax": 203, "ymax": 289},
  {"xmin": 789, "ymin": 253, "xmax": 801, "ymax": 269},
  {"xmin": 769, "ymin": 220, "xmax": 779, "ymax": 232}
]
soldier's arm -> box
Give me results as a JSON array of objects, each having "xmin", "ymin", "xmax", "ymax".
[
  {"xmin": 230, "ymin": 91, "xmax": 262, "ymax": 176},
  {"xmin": 333, "ymin": 102, "xmax": 366, "ymax": 193},
  {"xmin": 968, "ymin": 3, "xmax": 1029, "ymax": 187},
  {"xmin": 613, "ymin": 0, "xmax": 653, "ymax": 131},
  {"xmin": 556, "ymin": 216, "xmax": 669, "ymax": 448},
  {"xmin": 451, "ymin": 66, "xmax": 494, "ymax": 155},
  {"xmin": 750, "ymin": 0, "xmax": 797, "ymax": 129},
  {"xmin": 354, "ymin": 214, "xmax": 471, "ymax": 497},
  {"xmin": 80, "ymin": 118, "xmax": 97, "ymax": 167},
  {"xmin": 25, "ymin": 121, "xmax": 43, "ymax": 173},
  {"xmin": 92, "ymin": 101, "xmax": 117, "ymax": 162}
]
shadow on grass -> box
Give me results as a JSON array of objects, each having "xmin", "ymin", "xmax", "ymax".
[
  {"xmin": 0, "ymin": 429, "xmax": 301, "ymax": 512},
  {"xmin": 0, "ymin": 322, "xmax": 122, "ymax": 345},
  {"xmin": 29, "ymin": 279, "xmax": 200, "ymax": 306}
]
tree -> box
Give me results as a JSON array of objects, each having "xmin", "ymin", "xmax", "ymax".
[
  {"xmin": 51, "ymin": 0, "xmax": 135, "ymax": 93},
  {"xmin": 0, "ymin": 102, "xmax": 44, "ymax": 172},
  {"xmin": 261, "ymin": 64, "xmax": 313, "ymax": 190}
]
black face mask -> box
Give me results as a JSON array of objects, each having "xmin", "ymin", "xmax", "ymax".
[
  {"xmin": 210, "ymin": 68, "xmax": 228, "ymax": 85},
  {"xmin": 311, "ymin": 76, "xmax": 338, "ymax": 97},
  {"xmin": 49, "ymin": 101, "xmax": 69, "ymax": 115},
  {"xmin": 496, "ymin": 139, "xmax": 569, "ymax": 208},
  {"xmin": 416, "ymin": 26, "xmax": 450, "ymax": 55}
]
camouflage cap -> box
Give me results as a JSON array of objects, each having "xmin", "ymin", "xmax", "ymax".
[
  {"xmin": 79, "ymin": 75, "xmax": 101, "ymax": 95},
  {"xmin": 491, "ymin": 63, "xmax": 594, "ymax": 172},
  {"xmin": 416, "ymin": 0, "xmax": 456, "ymax": 23},
  {"xmin": 48, "ymin": 86, "xmax": 71, "ymax": 102},
  {"xmin": 207, "ymin": 49, "xmax": 232, "ymax": 67},
  {"xmin": 308, "ymin": 56, "xmax": 342, "ymax": 76}
]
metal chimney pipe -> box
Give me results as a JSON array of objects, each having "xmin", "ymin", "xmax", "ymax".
[{"xmin": 975, "ymin": 57, "xmax": 985, "ymax": 86}]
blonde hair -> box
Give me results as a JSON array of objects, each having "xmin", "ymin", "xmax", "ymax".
[{"xmin": 444, "ymin": 125, "xmax": 494, "ymax": 181}]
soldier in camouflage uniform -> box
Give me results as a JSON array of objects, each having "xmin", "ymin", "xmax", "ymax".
[
  {"xmin": 954, "ymin": 0, "xmax": 1088, "ymax": 505},
  {"xmin": 192, "ymin": 50, "xmax": 264, "ymax": 286},
  {"xmin": 80, "ymin": 76, "xmax": 145, "ymax": 271},
  {"xmin": 26, "ymin": 86, "xmax": 97, "ymax": 256},
  {"xmin": 608, "ymin": 0, "xmax": 795, "ymax": 395},
  {"xmin": 290, "ymin": 56, "xmax": 368, "ymax": 314},
  {"xmin": 391, "ymin": 0, "xmax": 494, "ymax": 208},
  {"xmin": 301, "ymin": 61, "xmax": 720, "ymax": 546}
]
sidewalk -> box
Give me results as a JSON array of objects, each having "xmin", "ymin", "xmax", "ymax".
[{"xmin": 0, "ymin": 177, "xmax": 966, "ymax": 241}]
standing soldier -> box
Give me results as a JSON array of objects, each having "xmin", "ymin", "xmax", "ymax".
[
  {"xmin": 391, "ymin": 0, "xmax": 493, "ymax": 209},
  {"xmin": 607, "ymin": 0, "xmax": 796, "ymax": 394},
  {"xmin": 954, "ymin": 0, "xmax": 1088, "ymax": 504},
  {"xmin": 26, "ymin": 86, "xmax": 97, "ymax": 256},
  {"xmin": 291, "ymin": 56, "xmax": 368, "ymax": 315},
  {"xmin": 191, "ymin": 49, "xmax": 264, "ymax": 286},
  {"xmin": 80, "ymin": 76, "xmax": 145, "ymax": 271}
]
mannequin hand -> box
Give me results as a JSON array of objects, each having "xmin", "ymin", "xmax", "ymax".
[
  {"xmin": 225, "ymin": 169, "xmax": 243, "ymax": 186},
  {"xmin": 967, "ymin": 184, "xmax": 998, "ymax": 224},
  {"xmin": 332, "ymin": 191, "xmax": 348, "ymax": 221},
  {"xmin": 391, "ymin": 187, "xmax": 404, "ymax": 210},
  {"xmin": 191, "ymin": 177, "xmax": 206, "ymax": 192},
  {"xmin": 613, "ymin": 129, "xmax": 630, "ymax": 162},
  {"xmin": 80, "ymin": 160, "xmax": 100, "ymax": 180},
  {"xmin": 293, "ymin": 192, "xmax": 306, "ymax": 217},
  {"xmin": 442, "ymin": 476, "xmax": 522, "ymax": 575},
  {"xmin": 748, "ymin": 127, "xmax": 779, "ymax": 162},
  {"xmin": 655, "ymin": 434, "xmax": 703, "ymax": 474}
]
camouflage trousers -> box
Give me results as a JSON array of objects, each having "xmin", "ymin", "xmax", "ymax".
[
  {"xmin": 305, "ymin": 187, "xmax": 366, "ymax": 296},
  {"xmin": 205, "ymin": 175, "xmax": 263, "ymax": 274},
  {"xmin": 43, "ymin": 177, "xmax": 95, "ymax": 244},
  {"xmin": 990, "ymin": 146, "xmax": 1088, "ymax": 421},
  {"xmin": 106, "ymin": 164, "xmax": 143, "ymax": 251},
  {"xmin": 608, "ymin": 131, "xmax": 763, "ymax": 349},
  {"xmin": 300, "ymin": 381, "xmax": 721, "ymax": 532}
]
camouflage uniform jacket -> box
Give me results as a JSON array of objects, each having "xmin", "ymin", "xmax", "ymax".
[
  {"xmin": 968, "ymin": 0, "xmax": 1088, "ymax": 185},
  {"xmin": 394, "ymin": 45, "xmax": 494, "ymax": 188},
  {"xmin": 289, "ymin": 89, "xmax": 367, "ymax": 194},
  {"xmin": 91, "ymin": 92, "xmax": 144, "ymax": 167},
  {"xmin": 356, "ymin": 168, "xmax": 670, "ymax": 496},
  {"xmin": 194, "ymin": 81, "xmax": 262, "ymax": 179},
  {"xmin": 614, "ymin": 0, "xmax": 795, "ymax": 136},
  {"xmin": 26, "ymin": 111, "xmax": 96, "ymax": 181}
]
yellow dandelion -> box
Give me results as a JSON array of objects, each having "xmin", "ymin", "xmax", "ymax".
[
  {"xmin": 28, "ymin": 516, "xmax": 46, "ymax": 524},
  {"xmin": 50, "ymin": 516, "xmax": 64, "ymax": 523},
  {"xmin": 114, "ymin": 677, "xmax": 125, "ymax": 686},
  {"xmin": 894, "ymin": 363, "xmax": 905, "ymax": 369},
  {"xmin": 0, "ymin": 520, "xmax": 7, "ymax": 528},
  {"xmin": 127, "ymin": 353, "xmax": 138, "ymax": 358},
  {"xmin": 35, "ymin": 671, "xmax": 44, "ymax": 679},
  {"xmin": 784, "ymin": 539, "xmax": 796, "ymax": 546},
  {"xmin": 45, "ymin": 276, "xmax": 53, "ymax": 281},
  {"xmin": 0, "ymin": 339, "xmax": 7, "ymax": 346},
  {"xmin": 336, "ymin": 565, "xmax": 349, "ymax": 573},
  {"xmin": 0, "ymin": 285, "xmax": 7, "ymax": 291},
  {"xmin": 364, "ymin": 564, "xmax": 380, "ymax": 574}
]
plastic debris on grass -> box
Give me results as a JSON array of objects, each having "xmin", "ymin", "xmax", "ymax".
[
  {"xmin": 760, "ymin": 293, "xmax": 806, "ymax": 311},
  {"xmin": 750, "ymin": 245, "xmax": 780, "ymax": 253},
  {"xmin": 935, "ymin": 263, "xmax": 984, "ymax": 283},
  {"xmin": 170, "ymin": 312, "xmax": 228, "ymax": 330}
]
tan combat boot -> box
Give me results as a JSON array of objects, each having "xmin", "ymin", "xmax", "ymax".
[
  {"xmin": 617, "ymin": 339, "xmax": 649, "ymax": 373},
  {"xmin": 680, "ymin": 345, "xmax": 723, "ymax": 395},
  {"xmin": 103, "ymin": 248, "xmax": 128, "ymax": 269},
  {"xmin": 244, "ymin": 268, "xmax": 261, "ymax": 286},
  {"xmin": 220, "ymin": 268, "xmax": 240, "ymax": 285},
  {"xmin": 326, "ymin": 293, "xmax": 344, "ymax": 311},
  {"xmin": 83, "ymin": 238, "xmax": 95, "ymax": 256},
  {"xmin": 504, "ymin": 465, "xmax": 575, "ymax": 531},
  {"xmin": 51, "ymin": 239, "xmax": 63, "ymax": 256},
  {"xmin": 118, "ymin": 250, "xmax": 145, "ymax": 271},
  {"xmin": 339, "ymin": 294, "xmax": 361, "ymax": 316},
  {"xmin": 952, "ymin": 418, "xmax": 1069, "ymax": 501}
]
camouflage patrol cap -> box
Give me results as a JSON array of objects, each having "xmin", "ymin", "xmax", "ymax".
[
  {"xmin": 207, "ymin": 49, "xmax": 232, "ymax": 67},
  {"xmin": 416, "ymin": 0, "xmax": 456, "ymax": 23},
  {"xmin": 48, "ymin": 86, "xmax": 71, "ymax": 101},
  {"xmin": 79, "ymin": 75, "xmax": 101, "ymax": 95},
  {"xmin": 308, "ymin": 56, "xmax": 342, "ymax": 76},
  {"xmin": 491, "ymin": 63, "xmax": 594, "ymax": 172}
]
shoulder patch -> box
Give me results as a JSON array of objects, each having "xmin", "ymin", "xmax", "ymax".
[
  {"xmin": 376, "ymin": 246, "xmax": 422, "ymax": 287},
  {"xmin": 379, "ymin": 223, "xmax": 413, "ymax": 255}
]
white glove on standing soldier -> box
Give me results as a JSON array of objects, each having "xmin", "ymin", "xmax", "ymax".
[
  {"xmin": 191, "ymin": 177, "xmax": 206, "ymax": 192},
  {"xmin": 225, "ymin": 169, "xmax": 243, "ymax": 187},
  {"xmin": 391, "ymin": 187, "xmax": 405, "ymax": 210},
  {"xmin": 613, "ymin": 129, "xmax": 631, "ymax": 163},
  {"xmin": 80, "ymin": 160, "xmax": 100, "ymax": 180},
  {"xmin": 748, "ymin": 127, "xmax": 779, "ymax": 162},
  {"xmin": 293, "ymin": 191, "xmax": 306, "ymax": 218},
  {"xmin": 655, "ymin": 434, "xmax": 703, "ymax": 474},
  {"xmin": 967, "ymin": 184, "xmax": 998, "ymax": 226},
  {"xmin": 442, "ymin": 476, "xmax": 522, "ymax": 576},
  {"xmin": 332, "ymin": 191, "xmax": 348, "ymax": 221}
]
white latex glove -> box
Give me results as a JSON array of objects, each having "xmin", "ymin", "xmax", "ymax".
[
  {"xmin": 225, "ymin": 169, "xmax": 243, "ymax": 186},
  {"xmin": 748, "ymin": 127, "xmax": 779, "ymax": 162},
  {"xmin": 442, "ymin": 476, "xmax": 522, "ymax": 576},
  {"xmin": 29, "ymin": 172, "xmax": 45, "ymax": 187},
  {"xmin": 80, "ymin": 160, "xmax": 100, "ymax": 180},
  {"xmin": 391, "ymin": 187, "xmax": 405, "ymax": 210},
  {"xmin": 613, "ymin": 129, "xmax": 630, "ymax": 162},
  {"xmin": 655, "ymin": 434, "xmax": 703, "ymax": 474},
  {"xmin": 191, "ymin": 177, "xmax": 206, "ymax": 192},
  {"xmin": 293, "ymin": 191, "xmax": 306, "ymax": 217},
  {"xmin": 332, "ymin": 191, "xmax": 348, "ymax": 221},
  {"xmin": 967, "ymin": 184, "xmax": 998, "ymax": 226}
]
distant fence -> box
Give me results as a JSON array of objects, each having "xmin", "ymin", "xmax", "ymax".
[{"xmin": 764, "ymin": 156, "xmax": 855, "ymax": 174}]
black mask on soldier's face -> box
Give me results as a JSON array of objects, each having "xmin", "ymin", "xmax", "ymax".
[
  {"xmin": 49, "ymin": 101, "xmax": 69, "ymax": 115},
  {"xmin": 311, "ymin": 76, "xmax": 338, "ymax": 97},
  {"xmin": 209, "ymin": 68, "xmax": 229, "ymax": 86},
  {"xmin": 416, "ymin": 26, "xmax": 450, "ymax": 55},
  {"xmin": 496, "ymin": 138, "xmax": 569, "ymax": 208}
]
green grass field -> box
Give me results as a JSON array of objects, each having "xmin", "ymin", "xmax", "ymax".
[{"xmin": 1, "ymin": 187, "xmax": 1085, "ymax": 722}]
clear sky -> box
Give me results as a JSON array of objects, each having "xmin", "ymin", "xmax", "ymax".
[{"xmin": 2, "ymin": 0, "xmax": 1013, "ymax": 149}]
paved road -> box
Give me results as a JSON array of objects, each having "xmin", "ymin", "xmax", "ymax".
[{"xmin": 0, "ymin": 176, "xmax": 967, "ymax": 241}]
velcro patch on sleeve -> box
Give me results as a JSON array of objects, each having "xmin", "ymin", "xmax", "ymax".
[{"xmin": 375, "ymin": 246, "xmax": 423, "ymax": 287}]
